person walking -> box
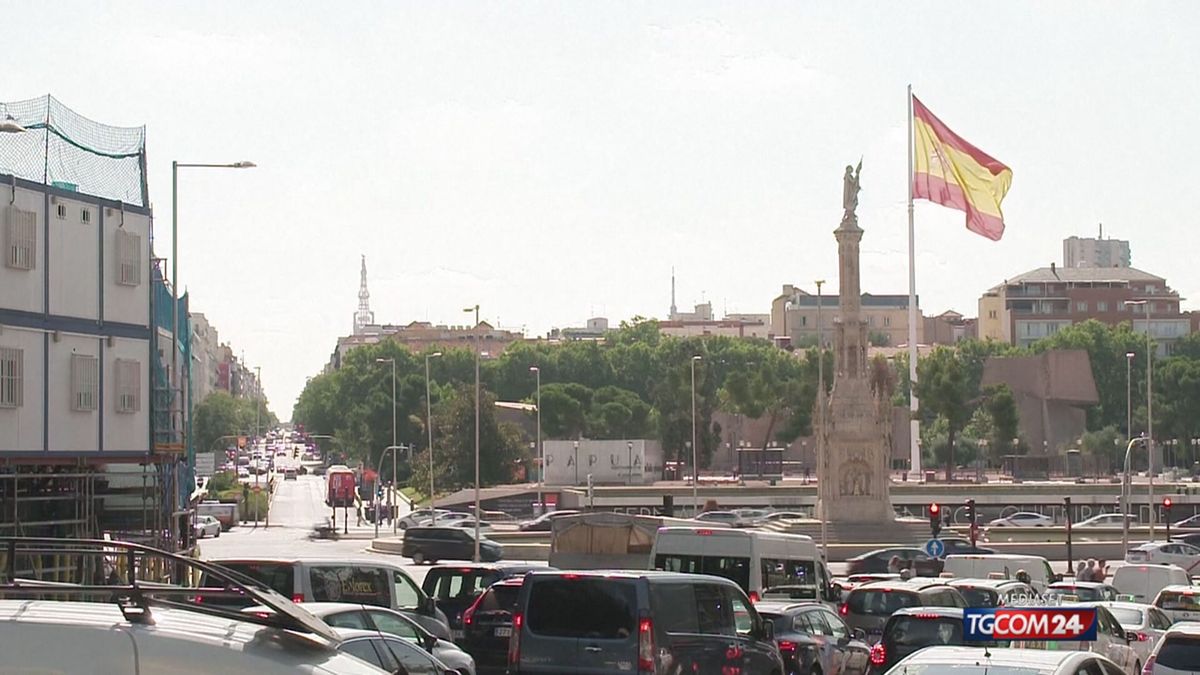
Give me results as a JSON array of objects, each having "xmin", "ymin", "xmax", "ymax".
[
  {"xmin": 1094, "ymin": 560, "xmax": 1108, "ymax": 583},
  {"xmin": 887, "ymin": 556, "xmax": 902, "ymax": 574},
  {"xmin": 1075, "ymin": 560, "xmax": 1088, "ymax": 581}
]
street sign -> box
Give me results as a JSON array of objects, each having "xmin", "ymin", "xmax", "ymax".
[
  {"xmin": 195, "ymin": 452, "xmax": 216, "ymax": 477},
  {"xmin": 924, "ymin": 538, "xmax": 945, "ymax": 558}
]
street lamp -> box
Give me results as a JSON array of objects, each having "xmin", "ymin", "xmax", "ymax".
[
  {"xmin": 573, "ymin": 440, "xmax": 580, "ymax": 487},
  {"xmin": 530, "ymin": 366, "xmax": 543, "ymax": 512},
  {"xmin": 464, "ymin": 304, "xmax": 481, "ymax": 562},
  {"xmin": 691, "ymin": 355, "xmax": 702, "ymax": 513},
  {"xmin": 1126, "ymin": 352, "xmax": 1135, "ymax": 442},
  {"xmin": 1126, "ymin": 299, "xmax": 1155, "ymax": 537},
  {"xmin": 425, "ymin": 352, "xmax": 442, "ymax": 524},
  {"xmin": 172, "ymin": 160, "xmax": 255, "ymax": 481},
  {"xmin": 1122, "ymin": 436, "xmax": 1149, "ymax": 553},
  {"xmin": 375, "ymin": 357, "xmax": 398, "ymax": 533}
]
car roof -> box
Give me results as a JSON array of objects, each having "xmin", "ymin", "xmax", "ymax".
[
  {"xmin": 1155, "ymin": 584, "xmax": 1198, "ymax": 594},
  {"xmin": 525, "ymin": 569, "xmax": 742, "ymax": 586},
  {"xmin": 753, "ymin": 600, "xmax": 826, "ymax": 613},
  {"xmin": 1165, "ymin": 622, "xmax": 1200, "ymax": 637},
  {"xmin": 897, "ymin": 646, "xmax": 1093, "ymax": 668},
  {"xmin": 213, "ymin": 557, "xmax": 407, "ymax": 567},
  {"xmin": 1050, "ymin": 581, "xmax": 1109, "ymax": 588},
  {"xmin": 851, "ymin": 579, "xmax": 954, "ymax": 592},
  {"xmin": 1092, "ymin": 601, "xmax": 1153, "ymax": 612},
  {"xmin": 947, "ymin": 578, "xmax": 1025, "ymax": 589},
  {"xmin": 426, "ymin": 563, "xmax": 543, "ymax": 573},
  {"xmin": 890, "ymin": 607, "xmax": 965, "ymax": 618}
]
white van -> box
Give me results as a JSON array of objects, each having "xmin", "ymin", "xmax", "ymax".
[
  {"xmin": 650, "ymin": 526, "xmax": 832, "ymax": 602},
  {"xmin": 1114, "ymin": 563, "xmax": 1191, "ymax": 604},
  {"xmin": 941, "ymin": 554, "xmax": 1057, "ymax": 592}
]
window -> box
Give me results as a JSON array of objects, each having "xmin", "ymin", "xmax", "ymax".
[
  {"xmin": 365, "ymin": 609, "xmax": 421, "ymax": 641},
  {"xmin": 728, "ymin": 591, "xmax": 756, "ymax": 636},
  {"xmin": 324, "ymin": 610, "xmax": 372, "ymax": 630},
  {"xmin": 1076, "ymin": 301, "xmax": 1088, "ymax": 312},
  {"xmin": 800, "ymin": 316, "xmax": 807, "ymax": 326},
  {"xmin": 81, "ymin": 208, "xmax": 91, "ymax": 224},
  {"xmin": 114, "ymin": 358, "xmax": 139, "ymax": 413},
  {"xmin": 884, "ymin": 315, "xmax": 891, "ymax": 326},
  {"xmin": 1097, "ymin": 301, "xmax": 1108, "ymax": 312},
  {"xmin": 70, "ymin": 353, "xmax": 98, "ymax": 411},
  {"xmin": 309, "ymin": 565, "xmax": 390, "ymax": 606},
  {"xmin": 392, "ymin": 570, "xmax": 421, "ymax": 609},
  {"xmin": 0, "ymin": 347, "xmax": 22, "ymax": 408},
  {"xmin": 115, "ymin": 229, "xmax": 141, "ymax": 286},
  {"xmin": 654, "ymin": 554, "xmax": 751, "ymax": 593},
  {"xmin": 526, "ymin": 578, "xmax": 636, "ymax": 638},
  {"xmin": 988, "ymin": 310, "xmax": 997, "ymax": 319},
  {"xmin": 340, "ymin": 640, "xmax": 385, "ymax": 669},
  {"xmin": 55, "ymin": 204, "xmax": 66, "ymax": 219},
  {"xmin": 4, "ymin": 206, "xmax": 36, "ymax": 271},
  {"xmin": 761, "ymin": 558, "xmax": 817, "ymax": 590}
]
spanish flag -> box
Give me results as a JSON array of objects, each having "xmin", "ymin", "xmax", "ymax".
[{"xmin": 912, "ymin": 96, "xmax": 1012, "ymax": 241}]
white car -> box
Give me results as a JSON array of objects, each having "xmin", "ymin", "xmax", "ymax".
[
  {"xmin": 1046, "ymin": 581, "xmax": 1118, "ymax": 602},
  {"xmin": 1017, "ymin": 603, "xmax": 1141, "ymax": 675},
  {"xmin": 987, "ymin": 511, "xmax": 1055, "ymax": 527},
  {"xmin": 193, "ymin": 515, "xmax": 222, "ymax": 539},
  {"xmin": 445, "ymin": 519, "xmax": 494, "ymax": 533},
  {"xmin": 333, "ymin": 627, "xmax": 457, "ymax": 675},
  {"xmin": 1152, "ymin": 584, "xmax": 1200, "ymax": 624},
  {"xmin": 887, "ymin": 646, "xmax": 1124, "ymax": 675},
  {"xmin": 1076, "ymin": 514, "xmax": 1139, "ymax": 528},
  {"xmin": 397, "ymin": 509, "xmax": 454, "ymax": 529},
  {"xmin": 415, "ymin": 512, "xmax": 472, "ymax": 528},
  {"xmin": 1096, "ymin": 601, "xmax": 1175, "ymax": 667},
  {"xmin": 1145, "ymin": 621, "xmax": 1200, "ymax": 675},
  {"xmin": 1126, "ymin": 541, "xmax": 1200, "ymax": 574}
]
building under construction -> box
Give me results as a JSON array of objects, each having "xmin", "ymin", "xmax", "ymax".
[{"xmin": 0, "ymin": 95, "xmax": 192, "ymax": 566}]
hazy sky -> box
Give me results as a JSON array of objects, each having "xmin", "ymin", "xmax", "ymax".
[{"xmin": 8, "ymin": 2, "xmax": 1198, "ymax": 417}]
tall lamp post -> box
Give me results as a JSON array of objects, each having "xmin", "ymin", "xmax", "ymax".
[
  {"xmin": 530, "ymin": 366, "xmax": 543, "ymax": 513},
  {"xmin": 691, "ymin": 355, "xmax": 702, "ymax": 513},
  {"xmin": 1126, "ymin": 299, "xmax": 1155, "ymax": 538},
  {"xmin": 464, "ymin": 305, "xmax": 481, "ymax": 561},
  {"xmin": 815, "ymin": 279, "xmax": 827, "ymax": 561},
  {"xmin": 1122, "ymin": 436, "xmax": 1149, "ymax": 553},
  {"xmin": 375, "ymin": 357, "xmax": 398, "ymax": 533},
  {"xmin": 425, "ymin": 352, "xmax": 443, "ymax": 523},
  {"xmin": 1126, "ymin": 351, "xmax": 1135, "ymax": 443},
  {"xmin": 172, "ymin": 160, "xmax": 255, "ymax": 482}
]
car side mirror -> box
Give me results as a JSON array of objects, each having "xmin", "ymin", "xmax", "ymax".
[
  {"xmin": 763, "ymin": 618, "xmax": 775, "ymax": 640},
  {"xmin": 852, "ymin": 628, "xmax": 867, "ymax": 641},
  {"xmin": 421, "ymin": 596, "xmax": 436, "ymax": 614},
  {"xmin": 1125, "ymin": 630, "xmax": 1139, "ymax": 643}
]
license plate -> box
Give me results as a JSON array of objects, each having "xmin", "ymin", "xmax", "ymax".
[
  {"xmin": 452, "ymin": 629, "xmax": 464, "ymax": 640},
  {"xmin": 495, "ymin": 627, "xmax": 512, "ymax": 638}
]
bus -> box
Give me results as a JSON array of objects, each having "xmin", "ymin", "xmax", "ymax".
[
  {"xmin": 325, "ymin": 465, "xmax": 356, "ymax": 508},
  {"xmin": 650, "ymin": 526, "xmax": 833, "ymax": 602}
]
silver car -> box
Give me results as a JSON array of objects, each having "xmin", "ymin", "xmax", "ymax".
[
  {"xmin": 886, "ymin": 646, "xmax": 1124, "ymax": 675},
  {"xmin": 333, "ymin": 627, "xmax": 458, "ymax": 675}
]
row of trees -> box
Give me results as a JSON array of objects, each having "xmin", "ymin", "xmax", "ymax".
[{"xmin": 192, "ymin": 391, "xmax": 278, "ymax": 458}]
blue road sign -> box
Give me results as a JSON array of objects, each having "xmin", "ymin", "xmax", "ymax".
[{"xmin": 925, "ymin": 538, "xmax": 945, "ymax": 558}]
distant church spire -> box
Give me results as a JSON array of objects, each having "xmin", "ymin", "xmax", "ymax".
[
  {"xmin": 670, "ymin": 267, "xmax": 678, "ymax": 320},
  {"xmin": 354, "ymin": 255, "xmax": 375, "ymax": 334}
]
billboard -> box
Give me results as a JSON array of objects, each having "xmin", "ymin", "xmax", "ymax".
[{"xmin": 543, "ymin": 439, "xmax": 663, "ymax": 486}]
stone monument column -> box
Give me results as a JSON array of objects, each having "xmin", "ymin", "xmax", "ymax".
[{"xmin": 816, "ymin": 163, "xmax": 894, "ymax": 524}]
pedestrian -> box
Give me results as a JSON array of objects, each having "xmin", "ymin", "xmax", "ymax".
[
  {"xmin": 887, "ymin": 556, "xmax": 902, "ymax": 574},
  {"xmin": 1094, "ymin": 560, "xmax": 1107, "ymax": 583},
  {"xmin": 1085, "ymin": 559, "xmax": 1099, "ymax": 582},
  {"xmin": 1075, "ymin": 560, "xmax": 1088, "ymax": 581}
]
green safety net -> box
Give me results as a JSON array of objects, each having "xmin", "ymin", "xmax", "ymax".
[{"xmin": 0, "ymin": 94, "xmax": 146, "ymax": 206}]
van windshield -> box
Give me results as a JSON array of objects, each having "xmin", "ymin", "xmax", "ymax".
[
  {"xmin": 527, "ymin": 578, "xmax": 637, "ymax": 639},
  {"xmin": 655, "ymin": 554, "xmax": 750, "ymax": 593}
]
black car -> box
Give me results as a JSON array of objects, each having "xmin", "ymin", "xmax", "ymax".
[
  {"xmin": 845, "ymin": 547, "xmax": 943, "ymax": 577},
  {"xmin": 867, "ymin": 607, "xmax": 1003, "ymax": 674},
  {"xmin": 517, "ymin": 510, "xmax": 580, "ymax": 532},
  {"xmin": 936, "ymin": 537, "xmax": 995, "ymax": 557},
  {"xmin": 755, "ymin": 600, "xmax": 871, "ymax": 675},
  {"xmin": 401, "ymin": 526, "xmax": 503, "ymax": 564},
  {"xmin": 421, "ymin": 563, "xmax": 545, "ymax": 638},
  {"xmin": 461, "ymin": 577, "xmax": 525, "ymax": 675}
]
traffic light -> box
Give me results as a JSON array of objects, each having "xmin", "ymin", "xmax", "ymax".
[
  {"xmin": 928, "ymin": 503, "xmax": 942, "ymax": 538},
  {"xmin": 1164, "ymin": 497, "xmax": 1173, "ymax": 542},
  {"xmin": 965, "ymin": 499, "xmax": 976, "ymax": 525}
]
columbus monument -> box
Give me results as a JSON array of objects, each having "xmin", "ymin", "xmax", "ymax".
[{"xmin": 815, "ymin": 162, "xmax": 895, "ymax": 523}]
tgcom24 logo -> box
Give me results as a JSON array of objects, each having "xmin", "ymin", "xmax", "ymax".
[{"xmin": 964, "ymin": 608, "xmax": 1098, "ymax": 642}]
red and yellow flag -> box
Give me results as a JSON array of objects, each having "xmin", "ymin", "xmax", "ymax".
[{"xmin": 912, "ymin": 96, "xmax": 1012, "ymax": 241}]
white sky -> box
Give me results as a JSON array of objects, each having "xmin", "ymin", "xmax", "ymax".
[{"xmin": 8, "ymin": 1, "xmax": 1199, "ymax": 418}]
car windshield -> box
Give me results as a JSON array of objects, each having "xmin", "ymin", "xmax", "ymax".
[
  {"xmin": 848, "ymin": 590, "xmax": 920, "ymax": 616},
  {"xmin": 1106, "ymin": 607, "xmax": 1143, "ymax": 625},
  {"xmin": 1157, "ymin": 591, "xmax": 1200, "ymax": 611},
  {"xmin": 1157, "ymin": 636, "xmax": 1200, "ymax": 669},
  {"xmin": 954, "ymin": 587, "xmax": 999, "ymax": 608}
]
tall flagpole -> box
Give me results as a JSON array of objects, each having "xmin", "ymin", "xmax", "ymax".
[{"xmin": 907, "ymin": 84, "xmax": 922, "ymax": 480}]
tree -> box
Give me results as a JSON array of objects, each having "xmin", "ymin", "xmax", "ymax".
[
  {"xmin": 1155, "ymin": 357, "xmax": 1200, "ymax": 465},
  {"xmin": 193, "ymin": 392, "xmax": 244, "ymax": 458},
  {"xmin": 983, "ymin": 383, "xmax": 1019, "ymax": 459},
  {"xmin": 917, "ymin": 347, "xmax": 973, "ymax": 481},
  {"xmin": 1031, "ymin": 320, "xmax": 1146, "ymax": 432},
  {"xmin": 409, "ymin": 384, "xmax": 525, "ymax": 492}
]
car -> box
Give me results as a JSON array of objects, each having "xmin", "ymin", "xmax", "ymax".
[
  {"xmin": 402, "ymin": 527, "xmax": 504, "ymax": 564},
  {"xmin": 942, "ymin": 553, "xmax": 1058, "ymax": 593},
  {"xmin": 761, "ymin": 510, "xmax": 810, "ymax": 522},
  {"xmin": 421, "ymin": 564, "xmax": 545, "ymax": 640},
  {"xmin": 193, "ymin": 514, "xmax": 222, "ymax": 539},
  {"xmin": 1046, "ymin": 581, "xmax": 1119, "ymax": 602},
  {"xmin": 1144, "ymin": 621, "xmax": 1200, "ymax": 675},
  {"xmin": 1172, "ymin": 514, "xmax": 1200, "ymax": 529},
  {"xmin": 284, "ymin": 467, "xmax": 298, "ymax": 480},
  {"xmin": 945, "ymin": 578, "xmax": 1035, "ymax": 608},
  {"xmin": 1152, "ymin": 584, "xmax": 1200, "ymax": 624},
  {"xmin": 732, "ymin": 508, "xmax": 774, "ymax": 526},
  {"xmin": 1076, "ymin": 513, "xmax": 1140, "ymax": 528},
  {"xmin": 867, "ymin": 607, "xmax": 1004, "ymax": 675},
  {"xmin": 886, "ymin": 646, "xmax": 1124, "ymax": 675},
  {"xmin": 1015, "ymin": 602, "xmax": 1141, "ymax": 675},
  {"xmin": 207, "ymin": 557, "xmax": 452, "ymax": 640},
  {"xmin": 1126, "ymin": 541, "xmax": 1200, "ymax": 573},
  {"xmin": 839, "ymin": 579, "xmax": 967, "ymax": 642},
  {"xmin": 415, "ymin": 512, "xmax": 474, "ymax": 528},
  {"xmin": 755, "ymin": 600, "xmax": 870, "ymax": 675},
  {"xmin": 398, "ymin": 509, "xmax": 453, "ymax": 529},
  {"xmin": 1112, "ymin": 563, "xmax": 1192, "ymax": 604},
  {"xmin": 237, "ymin": 466, "xmax": 251, "ymax": 478},
  {"xmin": 987, "ymin": 511, "xmax": 1055, "ymax": 527},
  {"xmin": 693, "ymin": 510, "xmax": 742, "ymax": 526},
  {"xmin": 443, "ymin": 519, "xmax": 494, "ymax": 533},
  {"xmin": 845, "ymin": 547, "xmax": 943, "ymax": 577},
  {"xmin": 934, "ymin": 537, "xmax": 995, "ymax": 556},
  {"xmin": 247, "ymin": 602, "xmax": 476, "ymax": 675},
  {"xmin": 509, "ymin": 570, "xmax": 785, "ymax": 675},
  {"xmin": 1094, "ymin": 601, "xmax": 1174, "ymax": 668},
  {"xmin": 516, "ymin": 510, "xmax": 579, "ymax": 532},
  {"xmin": 460, "ymin": 578, "xmax": 525, "ymax": 675},
  {"xmin": 332, "ymin": 627, "xmax": 459, "ymax": 675}
]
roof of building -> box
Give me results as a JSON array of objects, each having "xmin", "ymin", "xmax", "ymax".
[
  {"xmin": 1004, "ymin": 266, "xmax": 1164, "ymax": 285},
  {"xmin": 789, "ymin": 293, "xmax": 916, "ymax": 308}
]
